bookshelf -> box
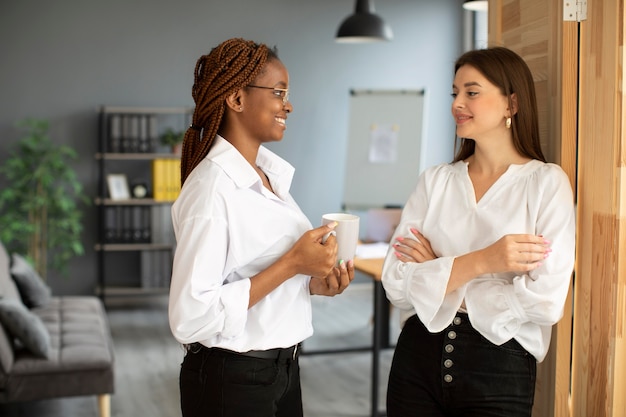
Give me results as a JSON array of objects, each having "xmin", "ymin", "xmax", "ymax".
[{"xmin": 95, "ymin": 106, "xmax": 192, "ymax": 300}]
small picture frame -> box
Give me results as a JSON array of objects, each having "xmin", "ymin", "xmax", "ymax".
[{"xmin": 106, "ymin": 174, "xmax": 131, "ymax": 200}]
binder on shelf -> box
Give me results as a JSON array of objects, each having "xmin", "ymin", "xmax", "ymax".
[
  {"xmin": 121, "ymin": 206, "xmax": 133, "ymax": 242},
  {"xmin": 104, "ymin": 206, "xmax": 120, "ymax": 243},
  {"xmin": 108, "ymin": 115, "xmax": 122, "ymax": 153},
  {"xmin": 166, "ymin": 159, "xmax": 174, "ymax": 201},
  {"xmin": 131, "ymin": 206, "xmax": 143, "ymax": 242},
  {"xmin": 152, "ymin": 158, "xmax": 181, "ymax": 202},
  {"xmin": 160, "ymin": 249, "xmax": 173, "ymax": 288},
  {"xmin": 141, "ymin": 206, "xmax": 152, "ymax": 243},
  {"xmin": 138, "ymin": 115, "xmax": 151, "ymax": 153},
  {"xmin": 150, "ymin": 205, "xmax": 175, "ymax": 246},
  {"xmin": 140, "ymin": 251, "xmax": 154, "ymax": 288},
  {"xmin": 173, "ymin": 159, "xmax": 181, "ymax": 200},
  {"xmin": 167, "ymin": 159, "xmax": 182, "ymax": 201},
  {"xmin": 128, "ymin": 115, "xmax": 140, "ymax": 152},
  {"xmin": 152, "ymin": 159, "xmax": 167, "ymax": 201},
  {"xmin": 120, "ymin": 115, "xmax": 131, "ymax": 153},
  {"xmin": 148, "ymin": 115, "xmax": 158, "ymax": 153}
]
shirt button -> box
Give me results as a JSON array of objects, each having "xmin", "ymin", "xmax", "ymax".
[
  {"xmin": 444, "ymin": 374, "xmax": 453, "ymax": 383},
  {"xmin": 444, "ymin": 359, "xmax": 453, "ymax": 368},
  {"xmin": 445, "ymin": 344, "xmax": 454, "ymax": 353},
  {"xmin": 447, "ymin": 330, "xmax": 457, "ymax": 339},
  {"xmin": 453, "ymin": 316, "xmax": 462, "ymax": 325}
]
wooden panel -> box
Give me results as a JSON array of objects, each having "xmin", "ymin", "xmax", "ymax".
[
  {"xmin": 488, "ymin": 0, "xmax": 573, "ymax": 416},
  {"xmin": 571, "ymin": 0, "xmax": 626, "ymax": 415},
  {"xmin": 495, "ymin": 0, "xmax": 555, "ymax": 162},
  {"xmin": 554, "ymin": 18, "xmax": 580, "ymax": 417},
  {"xmin": 490, "ymin": 0, "xmax": 626, "ymax": 416}
]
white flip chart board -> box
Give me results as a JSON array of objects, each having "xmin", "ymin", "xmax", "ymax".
[{"xmin": 343, "ymin": 89, "xmax": 425, "ymax": 209}]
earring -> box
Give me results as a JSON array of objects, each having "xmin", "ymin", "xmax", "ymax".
[
  {"xmin": 239, "ymin": 107, "xmax": 243, "ymax": 111},
  {"xmin": 505, "ymin": 117, "xmax": 512, "ymax": 129}
]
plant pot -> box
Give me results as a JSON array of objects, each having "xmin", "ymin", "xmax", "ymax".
[{"xmin": 172, "ymin": 143, "xmax": 183, "ymax": 155}]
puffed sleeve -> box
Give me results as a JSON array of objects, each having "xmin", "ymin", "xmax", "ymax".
[
  {"xmin": 381, "ymin": 165, "xmax": 464, "ymax": 331},
  {"xmin": 465, "ymin": 165, "xmax": 575, "ymax": 347},
  {"xmin": 168, "ymin": 210, "xmax": 250, "ymax": 345}
]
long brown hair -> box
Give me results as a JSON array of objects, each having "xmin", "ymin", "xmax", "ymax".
[
  {"xmin": 180, "ymin": 38, "xmax": 278, "ymax": 184},
  {"xmin": 452, "ymin": 46, "xmax": 546, "ymax": 163}
]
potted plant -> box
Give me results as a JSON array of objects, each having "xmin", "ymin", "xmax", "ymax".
[
  {"xmin": 159, "ymin": 127, "xmax": 185, "ymax": 155},
  {"xmin": 0, "ymin": 118, "xmax": 89, "ymax": 279}
]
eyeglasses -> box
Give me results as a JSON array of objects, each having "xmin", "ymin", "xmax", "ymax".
[{"xmin": 247, "ymin": 85, "xmax": 290, "ymax": 105}]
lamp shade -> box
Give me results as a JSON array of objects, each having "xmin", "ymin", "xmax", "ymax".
[
  {"xmin": 336, "ymin": 0, "xmax": 393, "ymax": 43},
  {"xmin": 462, "ymin": 0, "xmax": 488, "ymax": 11}
]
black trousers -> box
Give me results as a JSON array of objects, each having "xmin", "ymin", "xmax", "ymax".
[
  {"xmin": 387, "ymin": 314, "xmax": 537, "ymax": 417},
  {"xmin": 179, "ymin": 345, "xmax": 303, "ymax": 417}
]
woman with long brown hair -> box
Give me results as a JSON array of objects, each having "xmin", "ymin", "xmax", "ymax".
[
  {"xmin": 382, "ymin": 47, "xmax": 575, "ymax": 416},
  {"xmin": 168, "ymin": 38, "xmax": 354, "ymax": 417}
]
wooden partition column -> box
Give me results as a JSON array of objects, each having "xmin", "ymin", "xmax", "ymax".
[
  {"xmin": 488, "ymin": 0, "xmax": 575, "ymax": 415},
  {"xmin": 571, "ymin": 0, "xmax": 626, "ymax": 415},
  {"xmin": 488, "ymin": 0, "xmax": 626, "ymax": 416}
]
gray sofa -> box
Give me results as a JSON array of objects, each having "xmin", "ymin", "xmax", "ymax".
[{"xmin": 0, "ymin": 241, "xmax": 114, "ymax": 417}]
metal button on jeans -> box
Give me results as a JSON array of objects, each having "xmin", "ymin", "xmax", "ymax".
[
  {"xmin": 444, "ymin": 359, "xmax": 453, "ymax": 368},
  {"xmin": 447, "ymin": 330, "xmax": 457, "ymax": 339},
  {"xmin": 453, "ymin": 316, "xmax": 462, "ymax": 325},
  {"xmin": 445, "ymin": 344, "xmax": 454, "ymax": 353},
  {"xmin": 444, "ymin": 374, "xmax": 453, "ymax": 383}
]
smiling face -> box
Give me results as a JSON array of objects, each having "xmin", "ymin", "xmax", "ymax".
[
  {"xmin": 240, "ymin": 58, "xmax": 293, "ymax": 144},
  {"xmin": 451, "ymin": 64, "xmax": 513, "ymax": 142}
]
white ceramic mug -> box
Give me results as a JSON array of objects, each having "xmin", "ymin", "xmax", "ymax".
[{"xmin": 321, "ymin": 213, "xmax": 360, "ymax": 263}]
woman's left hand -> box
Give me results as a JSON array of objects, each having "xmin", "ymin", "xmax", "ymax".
[
  {"xmin": 393, "ymin": 228, "xmax": 437, "ymax": 263},
  {"xmin": 310, "ymin": 259, "xmax": 354, "ymax": 296}
]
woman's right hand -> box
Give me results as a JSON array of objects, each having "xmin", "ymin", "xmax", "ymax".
[
  {"xmin": 447, "ymin": 233, "xmax": 552, "ymax": 295},
  {"xmin": 478, "ymin": 234, "xmax": 551, "ymax": 274},
  {"xmin": 284, "ymin": 223, "xmax": 339, "ymax": 278}
]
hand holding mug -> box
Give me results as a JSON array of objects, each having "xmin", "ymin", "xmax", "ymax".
[{"xmin": 321, "ymin": 213, "xmax": 360, "ymax": 264}]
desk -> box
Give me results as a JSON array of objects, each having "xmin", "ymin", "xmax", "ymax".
[{"xmin": 352, "ymin": 257, "xmax": 389, "ymax": 417}]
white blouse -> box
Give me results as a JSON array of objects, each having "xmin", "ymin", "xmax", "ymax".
[
  {"xmin": 168, "ymin": 135, "xmax": 314, "ymax": 352},
  {"xmin": 381, "ymin": 159, "xmax": 575, "ymax": 362}
]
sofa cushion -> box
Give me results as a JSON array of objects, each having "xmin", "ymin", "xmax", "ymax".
[
  {"xmin": 0, "ymin": 299, "xmax": 50, "ymax": 358},
  {"xmin": 0, "ymin": 244, "xmax": 21, "ymax": 302},
  {"xmin": 0, "ymin": 242, "xmax": 19, "ymax": 376},
  {"xmin": 0, "ymin": 319, "xmax": 14, "ymax": 377},
  {"xmin": 10, "ymin": 254, "xmax": 51, "ymax": 308}
]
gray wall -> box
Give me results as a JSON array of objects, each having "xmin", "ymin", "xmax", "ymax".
[{"xmin": 0, "ymin": 0, "xmax": 464, "ymax": 294}]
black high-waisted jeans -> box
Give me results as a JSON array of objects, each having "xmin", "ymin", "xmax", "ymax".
[
  {"xmin": 179, "ymin": 344, "xmax": 303, "ymax": 417},
  {"xmin": 387, "ymin": 313, "xmax": 536, "ymax": 417}
]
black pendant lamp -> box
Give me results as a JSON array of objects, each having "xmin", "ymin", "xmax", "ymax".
[
  {"xmin": 462, "ymin": 0, "xmax": 488, "ymax": 12},
  {"xmin": 336, "ymin": 0, "xmax": 393, "ymax": 43}
]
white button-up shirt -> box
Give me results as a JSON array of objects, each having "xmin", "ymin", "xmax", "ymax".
[
  {"xmin": 382, "ymin": 160, "xmax": 575, "ymax": 362},
  {"xmin": 169, "ymin": 135, "xmax": 314, "ymax": 352}
]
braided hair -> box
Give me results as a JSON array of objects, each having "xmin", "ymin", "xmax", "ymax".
[{"xmin": 180, "ymin": 38, "xmax": 278, "ymax": 185}]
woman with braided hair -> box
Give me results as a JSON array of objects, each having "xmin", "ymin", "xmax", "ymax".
[{"xmin": 168, "ymin": 38, "xmax": 354, "ymax": 417}]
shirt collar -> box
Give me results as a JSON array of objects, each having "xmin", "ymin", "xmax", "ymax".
[{"xmin": 208, "ymin": 135, "xmax": 295, "ymax": 196}]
